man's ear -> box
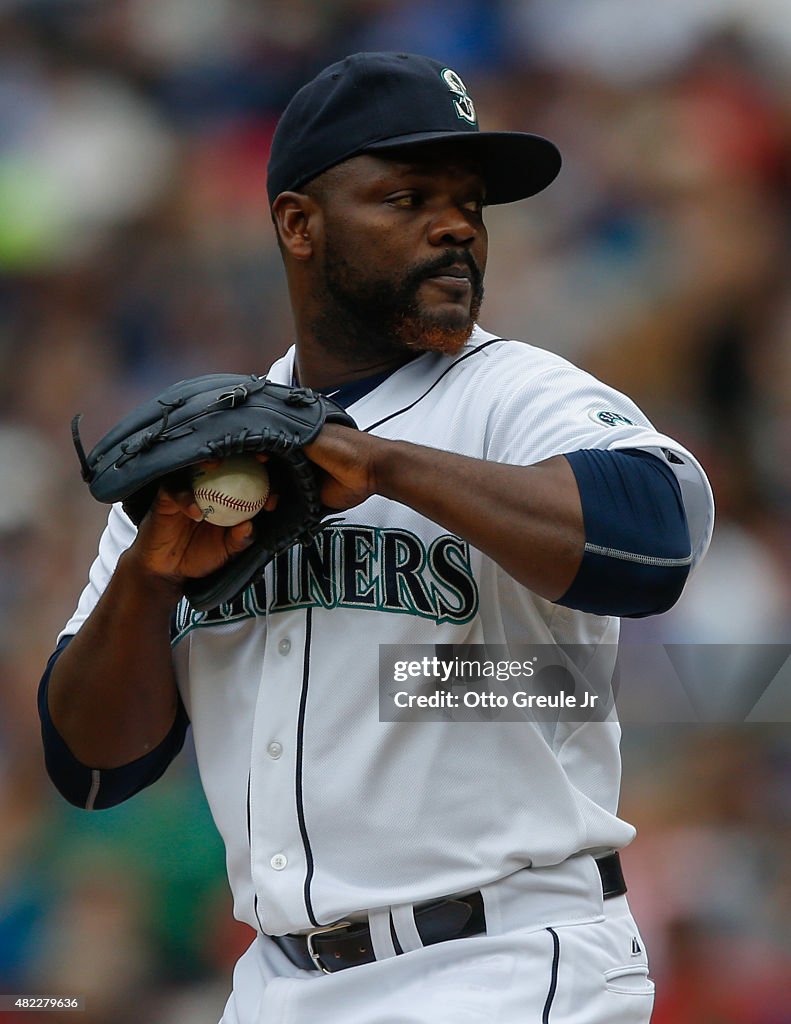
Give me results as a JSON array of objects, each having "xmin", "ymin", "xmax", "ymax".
[{"xmin": 271, "ymin": 192, "xmax": 317, "ymax": 261}]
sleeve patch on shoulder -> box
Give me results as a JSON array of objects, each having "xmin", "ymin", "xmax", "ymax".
[{"xmin": 587, "ymin": 408, "xmax": 634, "ymax": 428}]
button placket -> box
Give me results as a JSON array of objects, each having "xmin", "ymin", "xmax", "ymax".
[{"xmin": 248, "ymin": 614, "xmax": 311, "ymax": 932}]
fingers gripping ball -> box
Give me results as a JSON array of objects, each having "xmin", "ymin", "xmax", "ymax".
[{"xmin": 192, "ymin": 457, "xmax": 270, "ymax": 527}]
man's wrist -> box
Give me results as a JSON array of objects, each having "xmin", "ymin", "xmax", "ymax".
[
  {"xmin": 115, "ymin": 548, "xmax": 185, "ymax": 608},
  {"xmin": 371, "ymin": 437, "xmax": 417, "ymax": 501}
]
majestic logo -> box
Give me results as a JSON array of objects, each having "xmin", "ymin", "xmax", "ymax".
[
  {"xmin": 172, "ymin": 525, "xmax": 479, "ymax": 643},
  {"xmin": 441, "ymin": 68, "xmax": 476, "ymax": 125}
]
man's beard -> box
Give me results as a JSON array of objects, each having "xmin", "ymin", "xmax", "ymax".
[{"xmin": 310, "ymin": 243, "xmax": 484, "ymax": 362}]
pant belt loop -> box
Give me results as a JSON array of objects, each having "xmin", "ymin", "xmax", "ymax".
[
  {"xmin": 391, "ymin": 903, "xmax": 424, "ymax": 953},
  {"xmin": 368, "ymin": 907, "xmax": 397, "ymax": 961}
]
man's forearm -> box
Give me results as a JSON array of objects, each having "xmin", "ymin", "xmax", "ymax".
[
  {"xmin": 305, "ymin": 426, "xmax": 584, "ymax": 600},
  {"xmin": 48, "ymin": 484, "xmax": 259, "ymax": 769},
  {"xmin": 47, "ymin": 548, "xmax": 183, "ymax": 769},
  {"xmin": 374, "ymin": 441, "xmax": 584, "ymax": 599}
]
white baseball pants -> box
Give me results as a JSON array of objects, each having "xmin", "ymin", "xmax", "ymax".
[{"xmin": 220, "ymin": 857, "xmax": 654, "ymax": 1024}]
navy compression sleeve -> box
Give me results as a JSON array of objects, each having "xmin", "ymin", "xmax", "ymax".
[
  {"xmin": 38, "ymin": 635, "xmax": 190, "ymax": 810},
  {"xmin": 559, "ymin": 448, "xmax": 692, "ymax": 618}
]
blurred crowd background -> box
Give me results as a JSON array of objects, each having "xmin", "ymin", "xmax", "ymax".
[{"xmin": 1, "ymin": 0, "xmax": 791, "ymax": 1021}]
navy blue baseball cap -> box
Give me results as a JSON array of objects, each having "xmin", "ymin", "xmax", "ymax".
[{"xmin": 266, "ymin": 52, "xmax": 561, "ymax": 206}]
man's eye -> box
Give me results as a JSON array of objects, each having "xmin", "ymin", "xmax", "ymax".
[
  {"xmin": 463, "ymin": 197, "xmax": 485, "ymax": 214},
  {"xmin": 388, "ymin": 193, "xmax": 421, "ymax": 207}
]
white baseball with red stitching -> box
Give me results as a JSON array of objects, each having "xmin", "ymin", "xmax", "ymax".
[{"xmin": 192, "ymin": 456, "xmax": 269, "ymax": 527}]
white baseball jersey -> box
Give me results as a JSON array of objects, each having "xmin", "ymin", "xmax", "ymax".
[{"xmin": 61, "ymin": 327, "xmax": 714, "ymax": 944}]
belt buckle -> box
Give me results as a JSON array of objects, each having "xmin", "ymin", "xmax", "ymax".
[{"xmin": 305, "ymin": 920, "xmax": 352, "ymax": 974}]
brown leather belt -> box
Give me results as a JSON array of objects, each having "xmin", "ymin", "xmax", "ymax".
[{"xmin": 272, "ymin": 852, "xmax": 626, "ymax": 974}]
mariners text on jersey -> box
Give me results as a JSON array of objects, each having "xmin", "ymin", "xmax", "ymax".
[{"xmin": 171, "ymin": 524, "xmax": 479, "ymax": 642}]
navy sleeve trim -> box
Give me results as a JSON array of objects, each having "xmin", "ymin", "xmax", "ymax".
[
  {"xmin": 559, "ymin": 448, "xmax": 692, "ymax": 618},
  {"xmin": 38, "ymin": 636, "xmax": 190, "ymax": 810}
]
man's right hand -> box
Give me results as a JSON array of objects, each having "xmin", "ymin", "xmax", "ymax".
[{"xmin": 126, "ymin": 486, "xmax": 258, "ymax": 595}]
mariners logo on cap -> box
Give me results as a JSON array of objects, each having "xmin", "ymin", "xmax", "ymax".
[{"xmin": 441, "ymin": 68, "xmax": 476, "ymax": 125}]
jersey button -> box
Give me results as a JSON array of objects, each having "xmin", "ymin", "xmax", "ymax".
[
  {"xmin": 278, "ymin": 638, "xmax": 291, "ymax": 656},
  {"xmin": 270, "ymin": 853, "xmax": 288, "ymax": 871},
  {"xmin": 267, "ymin": 742, "xmax": 283, "ymax": 760}
]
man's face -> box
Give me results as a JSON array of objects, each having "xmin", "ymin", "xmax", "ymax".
[{"xmin": 307, "ymin": 147, "xmax": 488, "ymax": 358}]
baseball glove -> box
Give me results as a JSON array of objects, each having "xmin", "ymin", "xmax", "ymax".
[{"xmin": 72, "ymin": 373, "xmax": 358, "ymax": 611}]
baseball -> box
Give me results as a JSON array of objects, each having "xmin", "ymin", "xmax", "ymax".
[{"xmin": 192, "ymin": 456, "xmax": 269, "ymax": 527}]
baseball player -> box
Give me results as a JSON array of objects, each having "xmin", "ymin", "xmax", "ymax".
[{"xmin": 39, "ymin": 53, "xmax": 714, "ymax": 1023}]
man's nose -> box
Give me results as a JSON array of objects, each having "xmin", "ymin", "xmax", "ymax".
[{"xmin": 426, "ymin": 204, "xmax": 478, "ymax": 247}]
